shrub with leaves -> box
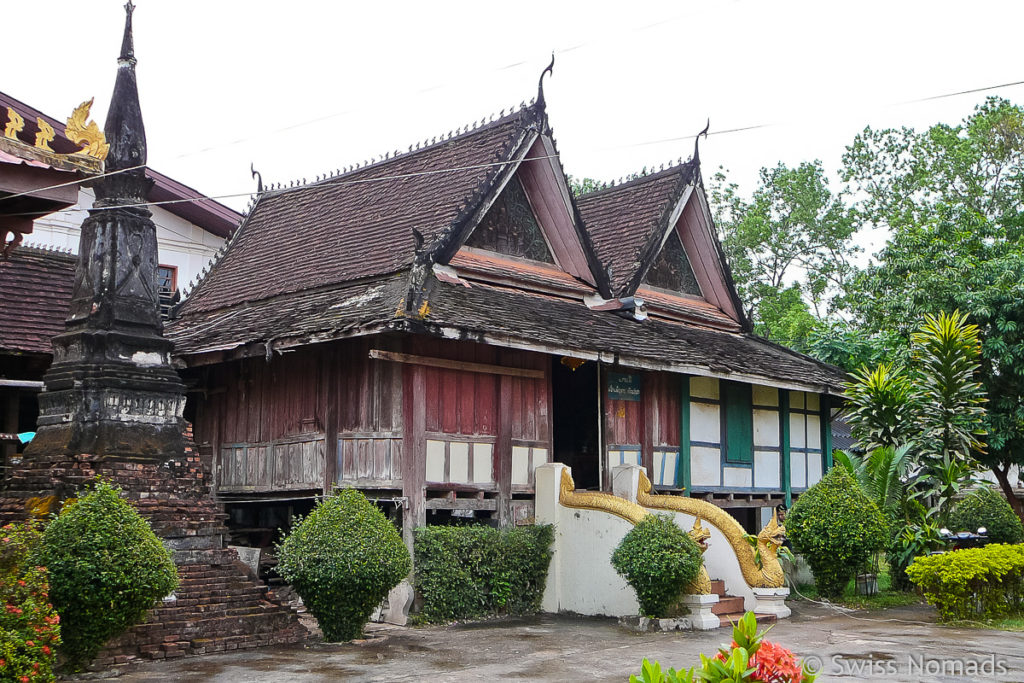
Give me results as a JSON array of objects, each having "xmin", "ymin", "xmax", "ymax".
[
  {"xmin": 949, "ymin": 487, "xmax": 1024, "ymax": 544},
  {"xmin": 906, "ymin": 544, "xmax": 1024, "ymax": 621},
  {"xmin": 631, "ymin": 612, "xmax": 816, "ymax": 682},
  {"xmin": 32, "ymin": 480, "xmax": 177, "ymax": 670},
  {"xmin": 276, "ymin": 488, "xmax": 410, "ymax": 642},
  {"xmin": 611, "ymin": 514, "xmax": 702, "ymax": 618},
  {"xmin": 0, "ymin": 522, "xmax": 60, "ymax": 683},
  {"xmin": 787, "ymin": 466, "xmax": 890, "ymax": 597},
  {"xmin": 414, "ymin": 524, "xmax": 553, "ymax": 623}
]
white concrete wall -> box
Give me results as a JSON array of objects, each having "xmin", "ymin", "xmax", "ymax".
[
  {"xmin": 536, "ymin": 463, "xmax": 640, "ymax": 617},
  {"xmin": 25, "ymin": 187, "xmax": 225, "ymax": 291}
]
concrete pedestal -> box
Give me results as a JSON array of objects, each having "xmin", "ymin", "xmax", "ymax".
[
  {"xmin": 752, "ymin": 587, "xmax": 792, "ymax": 619},
  {"xmin": 681, "ymin": 593, "xmax": 721, "ymax": 630}
]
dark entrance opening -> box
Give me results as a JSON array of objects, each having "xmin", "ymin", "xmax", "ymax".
[{"xmin": 551, "ymin": 357, "xmax": 600, "ymax": 489}]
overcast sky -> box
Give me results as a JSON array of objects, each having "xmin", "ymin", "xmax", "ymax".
[{"xmin": 6, "ymin": 1, "xmax": 1024, "ymax": 257}]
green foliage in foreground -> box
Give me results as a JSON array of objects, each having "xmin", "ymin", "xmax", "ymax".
[
  {"xmin": 611, "ymin": 514, "xmax": 702, "ymax": 618},
  {"xmin": 906, "ymin": 544, "xmax": 1024, "ymax": 621},
  {"xmin": 414, "ymin": 524, "xmax": 553, "ymax": 623},
  {"xmin": 34, "ymin": 481, "xmax": 177, "ymax": 669},
  {"xmin": 0, "ymin": 521, "xmax": 60, "ymax": 682},
  {"xmin": 630, "ymin": 612, "xmax": 817, "ymax": 682},
  {"xmin": 276, "ymin": 488, "xmax": 410, "ymax": 642},
  {"xmin": 787, "ymin": 467, "xmax": 889, "ymax": 598}
]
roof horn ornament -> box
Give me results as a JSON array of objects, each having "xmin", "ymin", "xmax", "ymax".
[
  {"xmin": 536, "ymin": 52, "xmax": 555, "ymax": 110},
  {"xmin": 693, "ymin": 118, "xmax": 710, "ymax": 164},
  {"xmin": 250, "ymin": 163, "xmax": 264, "ymax": 193}
]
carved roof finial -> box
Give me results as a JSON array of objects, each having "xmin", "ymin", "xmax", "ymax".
[
  {"xmin": 693, "ymin": 118, "xmax": 710, "ymax": 165},
  {"xmin": 537, "ymin": 52, "xmax": 555, "ymax": 110},
  {"xmin": 97, "ymin": 0, "xmax": 147, "ymax": 199},
  {"xmin": 120, "ymin": 1, "xmax": 136, "ymax": 64},
  {"xmin": 250, "ymin": 163, "xmax": 264, "ymax": 193}
]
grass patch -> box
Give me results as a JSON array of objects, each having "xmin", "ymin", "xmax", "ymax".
[
  {"xmin": 948, "ymin": 617, "xmax": 1024, "ymax": 632},
  {"xmin": 791, "ymin": 569, "xmax": 921, "ymax": 610}
]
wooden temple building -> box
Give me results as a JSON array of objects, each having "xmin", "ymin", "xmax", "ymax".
[{"xmin": 166, "ymin": 78, "xmax": 845, "ymax": 544}]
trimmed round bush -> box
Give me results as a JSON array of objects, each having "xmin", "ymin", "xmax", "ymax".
[
  {"xmin": 787, "ymin": 466, "xmax": 889, "ymax": 598},
  {"xmin": 276, "ymin": 488, "xmax": 410, "ymax": 641},
  {"xmin": 949, "ymin": 487, "xmax": 1024, "ymax": 545},
  {"xmin": 33, "ymin": 480, "xmax": 178, "ymax": 669},
  {"xmin": 611, "ymin": 514, "xmax": 702, "ymax": 617}
]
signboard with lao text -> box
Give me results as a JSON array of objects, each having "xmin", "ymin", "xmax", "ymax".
[{"xmin": 607, "ymin": 372, "xmax": 642, "ymax": 402}]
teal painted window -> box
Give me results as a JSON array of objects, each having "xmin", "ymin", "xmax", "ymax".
[{"xmin": 722, "ymin": 381, "xmax": 753, "ymax": 464}]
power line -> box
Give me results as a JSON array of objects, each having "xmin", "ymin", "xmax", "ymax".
[{"xmin": 7, "ymin": 74, "xmax": 1024, "ymax": 215}]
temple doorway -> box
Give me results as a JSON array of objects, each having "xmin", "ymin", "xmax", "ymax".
[{"xmin": 551, "ymin": 357, "xmax": 601, "ymax": 490}]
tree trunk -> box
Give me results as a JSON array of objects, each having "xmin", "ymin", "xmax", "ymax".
[{"xmin": 991, "ymin": 464, "xmax": 1024, "ymax": 526}]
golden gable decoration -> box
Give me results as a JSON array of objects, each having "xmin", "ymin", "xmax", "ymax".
[
  {"xmin": 0, "ymin": 99, "xmax": 107, "ymax": 173},
  {"xmin": 65, "ymin": 98, "xmax": 109, "ymax": 160}
]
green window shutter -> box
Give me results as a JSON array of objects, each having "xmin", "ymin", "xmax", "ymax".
[{"xmin": 722, "ymin": 381, "xmax": 753, "ymax": 464}]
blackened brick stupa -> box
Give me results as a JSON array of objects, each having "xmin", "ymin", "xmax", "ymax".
[{"xmin": 0, "ymin": 3, "xmax": 305, "ymax": 668}]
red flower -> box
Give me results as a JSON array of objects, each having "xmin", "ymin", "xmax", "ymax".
[
  {"xmin": 20, "ymin": 677, "xmax": 28, "ymax": 683},
  {"xmin": 25, "ymin": 641, "xmax": 34, "ymax": 647},
  {"xmin": 41, "ymin": 646, "xmax": 51, "ymax": 656}
]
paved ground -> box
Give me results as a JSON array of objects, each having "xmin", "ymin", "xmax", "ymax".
[{"xmin": 115, "ymin": 602, "xmax": 1024, "ymax": 682}]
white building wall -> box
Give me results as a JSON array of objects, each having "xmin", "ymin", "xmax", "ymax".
[{"xmin": 25, "ymin": 187, "xmax": 225, "ymax": 290}]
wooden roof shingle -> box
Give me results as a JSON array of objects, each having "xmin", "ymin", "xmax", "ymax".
[{"xmin": 0, "ymin": 246, "xmax": 75, "ymax": 356}]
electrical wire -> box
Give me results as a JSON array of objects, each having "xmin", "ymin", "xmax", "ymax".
[{"xmin": 5, "ymin": 75, "xmax": 1024, "ymax": 217}]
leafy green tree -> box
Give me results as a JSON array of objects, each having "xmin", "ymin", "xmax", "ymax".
[
  {"xmin": 802, "ymin": 319, "xmax": 908, "ymax": 374},
  {"xmin": 844, "ymin": 363, "xmax": 918, "ymax": 451},
  {"xmin": 844, "ymin": 311, "xmax": 988, "ymax": 518},
  {"xmin": 709, "ymin": 162, "xmax": 859, "ymax": 342},
  {"xmin": 842, "ymin": 98, "xmax": 1024, "ymax": 521}
]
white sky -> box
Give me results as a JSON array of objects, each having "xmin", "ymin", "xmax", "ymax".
[{"xmin": 6, "ymin": 0, "xmax": 1024, "ymax": 259}]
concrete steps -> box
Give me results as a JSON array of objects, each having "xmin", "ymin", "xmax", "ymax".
[{"xmin": 708, "ymin": 579, "xmax": 777, "ymax": 628}]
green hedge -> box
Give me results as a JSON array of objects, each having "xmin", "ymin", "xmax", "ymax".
[
  {"xmin": 414, "ymin": 524, "xmax": 553, "ymax": 622},
  {"xmin": 906, "ymin": 543, "xmax": 1024, "ymax": 621},
  {"xmin": 276, "ymin": 488, "xmax": 410, "ymax": 642},
  {"xmin": 787, "ymin": 466, "xmax": 890, "ymax": 598},
  {"xmin": 611, "ymin": 514, "xmax": 703, "ymax": 618},
  {"xmin": 949, "ymin": 488, "xmax": 1024, "ymax": 545},
  {"xmin": 34, "ymin": 480, "xmax": 178, "ymax": 670}
]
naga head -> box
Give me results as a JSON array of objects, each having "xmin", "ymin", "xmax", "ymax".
[
  {"xmin": 688, "ymin": 517, "xmax": 711, "ymax": 552},
  {"xmin": 757, "ymin": 509, "xmax": 787, "ymax": 551}
]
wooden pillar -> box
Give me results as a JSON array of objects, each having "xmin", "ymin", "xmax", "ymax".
[
  {"xmin": 780, "ymin": 389, "xmax": 792, "ymax": 508},
  {"xmin": 641, "ymin": 372, "xmax": 655, "ymax": 481},
  {"xmin": 323, "ymin": 346, "xmax": 339, "ymax": 494},
  {"xmin": 496, "ymin": 374, "xmax": 513, "ymax": 526},
  {"xmin": 401, "ymin": 365, "xmax": 427, "ymax": 549},
  {"xmin": 676, "ymin": 375, "xmax": 691, "ymax": 492},
  {"xmin": 820, "ymin": 394, "xmax": 833, "ymax": 471}
]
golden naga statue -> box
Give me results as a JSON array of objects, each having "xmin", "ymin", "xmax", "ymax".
[
  {"xmin": 558, "ymin": 469, "xmax": 647, "ymax": 524},
  {"xmin": 686, "ymin": 517, "xmax": 713, "ymax": 594},
  {"xmin": 636, "ymin": 472, "xmax": 787, "ymax": 589}
]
